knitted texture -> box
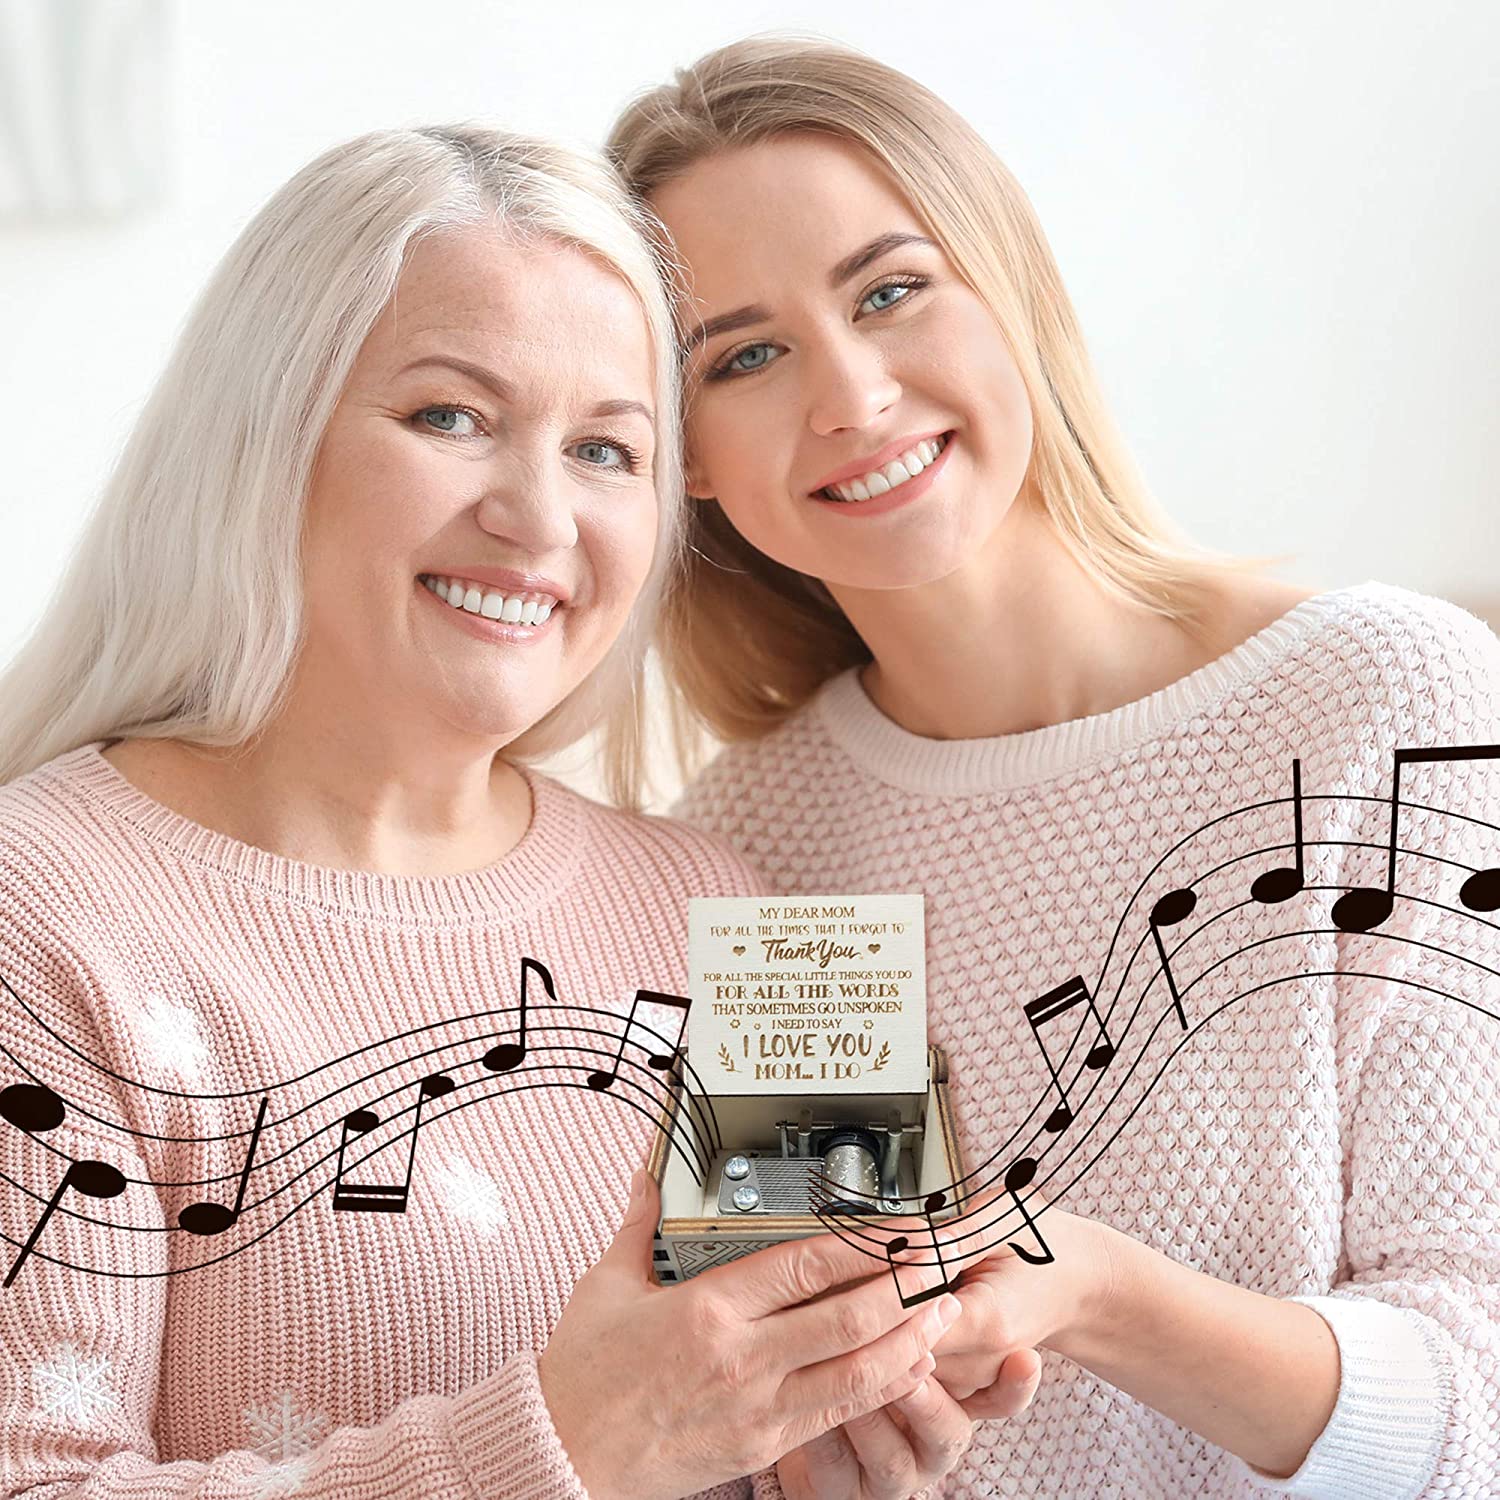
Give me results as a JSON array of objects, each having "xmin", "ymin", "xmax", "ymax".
[
  {"xmin": 673, "ymin": 581, "xmax": 1500, "ymax": 1500},
  {"xmin": 0, "ymin": 750, "xmax": 775, "ymax": 1499}
]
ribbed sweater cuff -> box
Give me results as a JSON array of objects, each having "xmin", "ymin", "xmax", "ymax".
[
  {"xmin": 1238, "ymin": 1295, "xmax": 1445, "ymax": 1499},
  {"xmin": 448, "ymin": 1349, "xmax": 591, "ymax": 1500},
  {"xmin": 752, "ymin": 1463, "xmax": 939, "ymax": 1498}
]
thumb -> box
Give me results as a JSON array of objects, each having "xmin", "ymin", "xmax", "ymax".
[{"xmin": 612, "ymin": 1167, "xmax": 660, "ymax": 1254}]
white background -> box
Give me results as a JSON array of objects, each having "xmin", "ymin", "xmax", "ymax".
[{"xmin": 2, "ymin": 0, "xmax": 1496, "ymax": 806}]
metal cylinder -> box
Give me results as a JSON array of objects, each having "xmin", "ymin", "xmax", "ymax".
[{"xmin": 819, "ymin": 1128, "xmax": 881, "ymax": 1214}]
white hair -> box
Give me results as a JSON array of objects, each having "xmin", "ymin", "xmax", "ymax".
[{"xmin": 0, "ymin": 124, "xmax": 687, "ymax": 808}]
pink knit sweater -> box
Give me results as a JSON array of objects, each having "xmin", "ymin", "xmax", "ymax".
[
  {"xmin": 672, "ymin": 581, "xmax": 1500, "ymax": 1500},
  {"xmin": 0, "ymin": 751, "xmax": 802, "ymax": 1499}
]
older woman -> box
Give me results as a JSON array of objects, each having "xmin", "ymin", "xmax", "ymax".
[{"xmin": 0, "ymin": 126, "xmax": 964, "ymax": 1500}]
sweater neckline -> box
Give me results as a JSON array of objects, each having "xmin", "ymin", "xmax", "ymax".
[
  {"xmin": 44, "ymin": 741, "xmax": 585, "ymax": 924},
  {"xmin": 812, "ymin": 581, "xmax": 1375, "ymax": 796}
]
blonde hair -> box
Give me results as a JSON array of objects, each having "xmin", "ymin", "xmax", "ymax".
[
  {"xmin": 0, "ymin": 124, "xmax": 686, "ymax": 811},
  {"xmin": 604, "ymin": 33, "xmax": 1284, "ymax": 777}
]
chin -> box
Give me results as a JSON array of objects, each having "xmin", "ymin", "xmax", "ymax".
[{"xmin": 822, "ymin": 544, "xmax": 977, "ymax": 594}]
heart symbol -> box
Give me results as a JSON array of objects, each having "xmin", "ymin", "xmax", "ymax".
[
  {"xmin": 732, "ymin": 944, "xmax": 746, "ymax": 956},
  {"xmin": 868, "ymin": 942, "xmax": 881, "ymax": 953}
]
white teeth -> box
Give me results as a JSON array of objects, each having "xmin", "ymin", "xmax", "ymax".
[
  {"xmin": 419, "ymin": 575, "xmax": 561, "ymax": 625},
  {"xmin": 823, "ymin": 433, "xmax": 948, "ymax": 503}
]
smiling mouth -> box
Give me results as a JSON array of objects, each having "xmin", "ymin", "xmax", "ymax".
[
  {"xmin": 816, "ymin": 433, "xmax": 952, "ymax": 503},
  {"xmin": 417, "ymin": 574, "xmax": 561, "ymax": 625}
]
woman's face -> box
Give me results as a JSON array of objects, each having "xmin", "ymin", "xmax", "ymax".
[
  {"xmin": 302, "ymin": 228, "xmax": 659, "ymax": 747},
  {"xmin": 650, "ymin": 132, "xmax": 1034, "ymax": 592}
]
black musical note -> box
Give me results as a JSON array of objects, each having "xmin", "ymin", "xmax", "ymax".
[
  {"xmin": 1024, "ymin": 975, "xmax": 1115, "ymax": 1132},
  {"xmin": 1333, "ymin": 744, "xmax": 1500, "ymax": 933},
  {"xmin": 0, "ymin": 1081, "xmax": 65, "ymax": 1133},
  {"xmin": 586, "ymin": 990, "xmax": 692, "ymax": 1091},
  {"xmin": 177, "ymin": 1095, "xmax": 269, "ymax": 1237},
  {"xmin": 1149, "ymin": 888, "xmax": 1194, "ymax": 1030},
  {"xmin": 1, "ymin": 1082, "xmax": 127, "ymax": 1287},
  {"xmin": 1001, "ymin": 1158, "xmax": 1054, "ymax": 1266},
  {"xmin": 1252, "ymin": 758, "xmax": 1305, "ymax": 905},
  {"xmin": 482, "ymin": 956, "xmax": 554, "ymax": 1074},
  {"xmin": 331, "ymin": 1072, "xmax": 455, "ymax": 1214},
  {"xmin": 882, "ymin": 1190, "xmax": 958, "ymax": 1308}
]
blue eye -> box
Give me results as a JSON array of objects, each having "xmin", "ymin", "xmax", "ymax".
[
  {"xmin": 575, "ymin": 440, "xmax": 624, "ymax": 467},
  {"xmin": 861, "ymin": 282, "xmax": 912, "ymax": 313},
  {"xmin": 729, "ymin": 344, "xmax": 776, "ymax": 373},
  {"xmin": 416, "ymin": 406, "xmax": 479, "ymax": 436},
  {"xmin": 572, "ymin": 437, "xmax": 646, "ymax": 473},
  {"xmin": 706, "ymin": 342, "xmax": 780, "ymax": 380}
]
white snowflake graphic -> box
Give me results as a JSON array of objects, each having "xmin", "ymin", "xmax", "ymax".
[
  {"xmin": 243, "ymin": 1389, "xmax": 329, "ymax": 1465},
  {"xmin": 432, "ymin": 1154, "xmax": 511, "ymax": 1237},
  {"xmin": 133, "ymin": 991, "xmax": 213, "ymax": 1081},
  {"xmin": 246, "ymin": 1452, "xmax": 315, "ymax": 1499},
  {"xmin": 31, "ymin": 1344, "xmax": 120, "ymax": 1425}
]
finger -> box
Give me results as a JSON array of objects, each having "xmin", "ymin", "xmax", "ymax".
[
  {"xmin": 791, "ymin": 1424, "xmax": 861, "ymax": 1495},
  {"xmin": 705, "ymin": 1210, "xmax": 958, "ymax": 1321},
  {"xmin": 960, "ymin": 1348, "xmax": 1044, "ymax": 1422},
  {"xmin": 761, "ymin": 1245, "xmax": 956, "ymax": 1374},
  {"xmin": 777, "ymin": 1293, "xmax": 960, "ymax": 1440},
  {"xmin": 930, "ymin": 1350, "xmax": 999, "ymax": 1401},
  {"xmin": 885, "ymin": 1376, "xmax": 976, "ymax": 1481},
  {"xmin": 837, "ymin": 1403, "xmax": 922, "ymax": 1500}
]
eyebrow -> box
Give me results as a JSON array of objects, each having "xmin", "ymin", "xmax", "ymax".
[
  {"xmin": 682, "ymin": 232, "xmax": 937, "ymax": 353},
  {"xmin": 395, "ymin": 354, "xmax": 655, "ymax": 425}
]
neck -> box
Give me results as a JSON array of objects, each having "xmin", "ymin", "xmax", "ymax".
[
  {"xmin": 826, "ymin": 499, "xmax": 1220, "ymax": 741},
  {"xmin": 117, "ymin": 646, "xmax": 531, "ymax": 877}
]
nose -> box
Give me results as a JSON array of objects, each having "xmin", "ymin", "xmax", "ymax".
[
  {"xmin": 475, "ymin": 455, "xmax": 579, "ymax": 555},
  {"xmin": 805, "ymin": 333, "xmax": 901, "ymax": 437}
]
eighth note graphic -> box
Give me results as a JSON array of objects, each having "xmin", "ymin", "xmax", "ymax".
[
  {"xmin": 1001, "ymin": 1158, "xmax": 1055, "ymax": 1266},
  {"xmin": 331, "ymin": 1073, "xmax": 456, "ymax": 1214},
  {"xmin": 882, "ymin": 1189, "xmax": 958, "ymax": 1308},
  {"xmin": 1, "ymin": 1082, "xmax": 127, "ymax": 1287},
  {"xmin": 482, "ymin": 955, "xmax": 554, "ymax": 1074},
  {"xmin": 1024, "ymin": 975, "xmax": 1115, "ymax": 1132},
  {"xmin": 586, "ymin": 989, "xmax": 692, "ymax": 1091},
  {"xmin": 1332, "ymin": 744, "xmax": 1500, "ymax": 933}
]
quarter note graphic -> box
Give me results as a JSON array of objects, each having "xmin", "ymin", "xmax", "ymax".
[
  {"xmin": 882, "ymin": 1190, "xmax": 958, "ymax": 1308},
  {"xmin": 1024, "ymin": 975, "xmax": 1115, "ymax": 1132},
  {"xmin": 1001, "ymin": 1158, "xmax": 1054, "ymax": 1266},
  {"xmin": 1332, "ymin": 744, "xmax": 1500, "ymax": 933},
  {"xmin": 177, "ymin": 1095, "xmax": 269, "ymax": 1237},
  {"xmin": 1, "ymin": 1082, "xmax": 128, "ymax": 1287},
  {"xmin": 483, "ymin": 956, "xmax": 554, "ymax": 1074},
  {"xmin": 1149, "ymin": 887, "xmax": 1195, "ymax": 1030},
  {"xmin": 331, "ymin": 1072, "xmax": 455, "ymax": 1214},
  {"xmin": 586, "ymin": 989, "xmax": 692, "ymax": 1092},
  {"xmin": 1252, "ymin": 759, "xmax": 1305, "ymax": 905}
]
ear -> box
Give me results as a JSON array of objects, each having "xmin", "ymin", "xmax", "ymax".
[{"xmin": 682, "ymin": 453, "xmax": 715, "ymax": 503}]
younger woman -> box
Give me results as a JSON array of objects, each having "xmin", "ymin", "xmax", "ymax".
[{"xmin": 608, "ymin": 37, "xmax": 1500, "ymax": 1499}]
